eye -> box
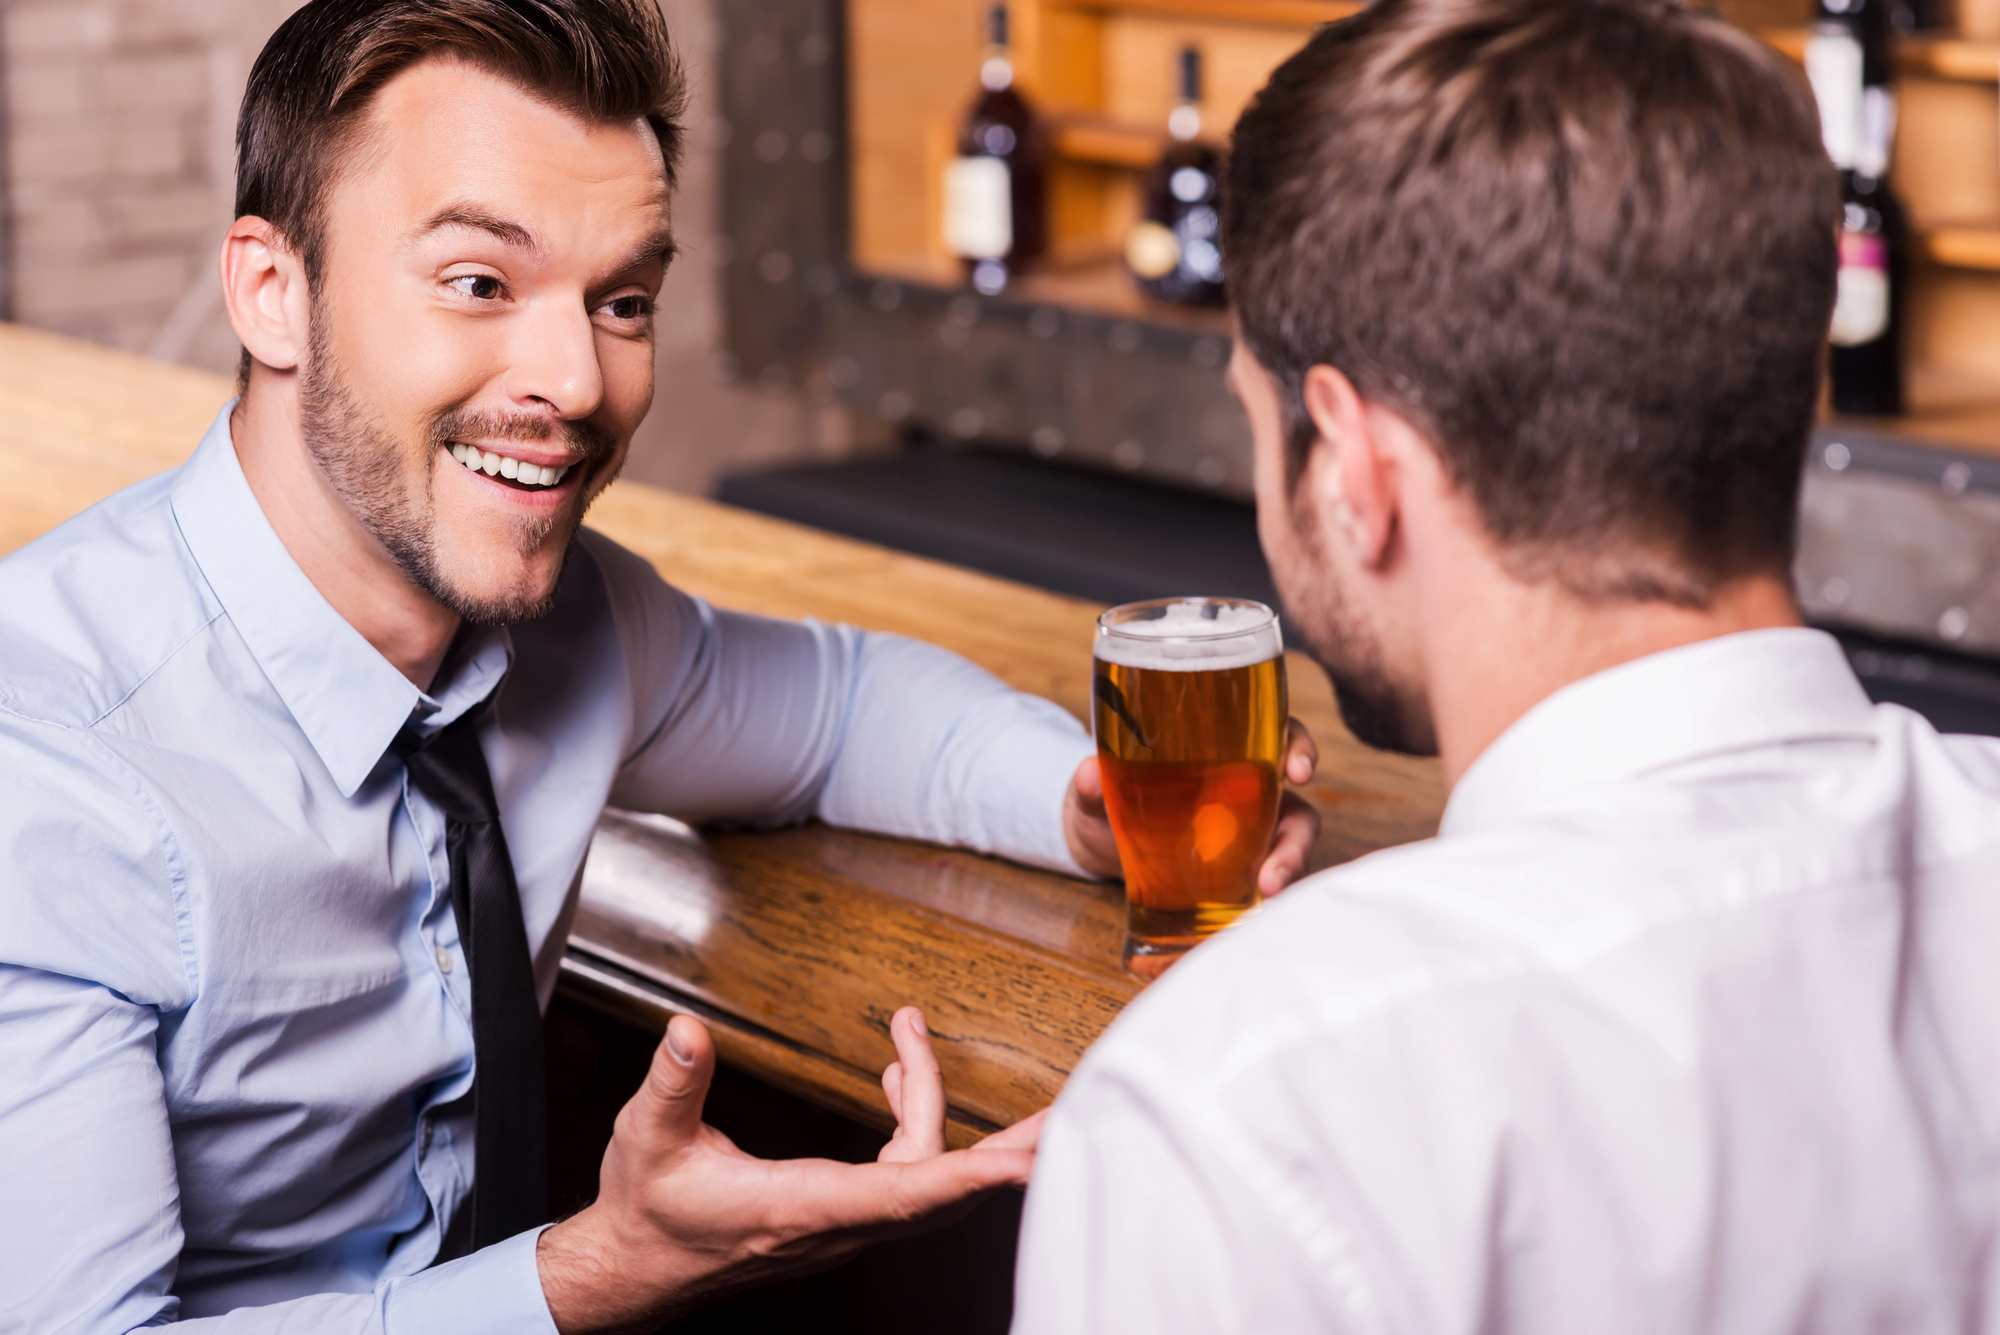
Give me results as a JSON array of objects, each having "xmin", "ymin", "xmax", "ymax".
[
  {"xmin": 448, "ymin": 274, "xmax": 505, "ymax": 301},
  {"xmin": 603, "ymin": 294, "xmax": 653, "ymax": 321}
]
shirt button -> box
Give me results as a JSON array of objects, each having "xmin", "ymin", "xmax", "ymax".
[{"xmin": 435, "ymin": 946, "xmax": 453, "ymax": 974}]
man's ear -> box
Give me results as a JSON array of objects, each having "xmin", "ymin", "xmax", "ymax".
[
  {"xmin": 1301, "ymin": 364, "xmax": 1397, "ymax": 571},
  {"xmin": 220, "ymin": 217, "xmax": 310, "ymax": 377}
]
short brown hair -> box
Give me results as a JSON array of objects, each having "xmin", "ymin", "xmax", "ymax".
[
  {"xmin": 1226, "ymin": 0, "xmax": 1838, "ymax": 605},
  {"xmin": 237, "ymin": 0, "xmax": 686, "ymax": 290}
]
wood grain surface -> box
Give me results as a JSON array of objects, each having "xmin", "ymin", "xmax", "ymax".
[{"xmin": 0, "ymin": 320, "xmax": 1442, "ymax": 1140}]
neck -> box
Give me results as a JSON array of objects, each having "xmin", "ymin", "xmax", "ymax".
[
  {"xmin": 230, "ymin": 373, "xmax": 461, "ymax": 692},
  {"xmin": 1417, "ymin": 548, "xmax": 1804, "ymax": 788}
]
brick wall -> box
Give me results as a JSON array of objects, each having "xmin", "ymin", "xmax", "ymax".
[
  {"xmin": 0, "ymin": 0, "xmax": 831, "ymax": 493},
  {"xmin": 2, "ymin": 0, "xmax": 293, "ymax": 371}
]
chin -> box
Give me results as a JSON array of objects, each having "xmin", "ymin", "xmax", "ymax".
[
  {"xmin": 439, "ymin": 579, "xmax": 561, "ymax": 627},
  {"xmin": 423, "ymin": 540, "xmax": 569, "ymax": 626}
]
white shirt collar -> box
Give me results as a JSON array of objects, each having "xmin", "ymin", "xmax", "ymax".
[{"xmin": 1441, "ymin": 627, "xmax": 1879, "ymax": 839}]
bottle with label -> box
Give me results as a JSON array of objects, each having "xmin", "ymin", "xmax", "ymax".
[
  {"xmin": 942, "ymin": 3, "xmax": 1046, "ymax": 296},
  {"xmin": 1805, "ymin": 0, "xmax": 1906, "ymax": 415},
  {"xmin": 1124, "ymin": 46, "xmax": 1227, "ymax": 309}
]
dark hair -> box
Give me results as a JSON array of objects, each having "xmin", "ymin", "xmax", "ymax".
[
  {"xmin": 236, "ymin": 0, "xmax": 685, "ymax": 294},
  {"xmin": 1226, "ymin": 0, "xmax": 1838, "ymax": 605}
]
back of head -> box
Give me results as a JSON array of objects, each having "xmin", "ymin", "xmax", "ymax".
[
  {"xmin": 237, "ymin": 0, "xmax": 685, "ymax": 290},
  {"xmin": 1226, "ymin": 0, "xmax": 1838, "ymax": 606}
]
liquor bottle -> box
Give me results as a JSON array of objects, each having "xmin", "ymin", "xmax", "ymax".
[
  {"xmin": 1124, "ymin": 46, "xmax": 1227, "ymax": 309},
  {"xmin": 1895, "ymin": 0, "xmax": 1944, "ymax": 31},
  {"xmin": 1806, "ymin": 0, "xmax": 1907, "ymax": 415},
  {"xmin": 942, "ymin": 3, "xmax": 1046, "ymax": 296}
]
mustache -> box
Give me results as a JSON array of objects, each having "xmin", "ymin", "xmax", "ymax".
[{"xmin": 426, "ymin": 408, "xmax": 617, "ymax": 463}]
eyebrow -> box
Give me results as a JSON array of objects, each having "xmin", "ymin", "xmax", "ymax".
[
  {"xmin": 413, "ymin": 203, "xmax": 676, "ymax": 280},
  {"xmin": 416, "ymin": 203, "xmax": 548, "ymax": 258},
  {"xmin": 606, "ymin": 228, "xmax": 678, "ymax": 278}
]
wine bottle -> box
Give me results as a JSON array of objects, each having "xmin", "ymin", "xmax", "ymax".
[
  {"xmin": 1806, "ymin": 0, "xmax": 1906, "ymax": 416},
  {"xmin": 1124, "ymin": 46, "xmax": 1227, "ymax": 309},
  {"xmin": 942, "ymin": 3, "xmax": 1046, "ymax": 296}
]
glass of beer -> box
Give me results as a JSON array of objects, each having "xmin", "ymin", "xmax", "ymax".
[{"xmin": 1092, "ymin": 597, "xmax": 1287, "ymax": 978}]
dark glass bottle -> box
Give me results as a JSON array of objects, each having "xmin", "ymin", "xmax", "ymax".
[
  {"xmin": 1124, "ymin": 46, "xmax": 1226, "ymax": 309},
  {"xmin": 1807, "ymin": 0, "xmax": 1906, "ymax": 415},
  {"xmin": 942, "ymin": 3, "xmax": 1046, "ymax": 296}
]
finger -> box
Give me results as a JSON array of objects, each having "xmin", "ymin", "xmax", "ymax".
[
  {"xmin": 1285, "ymin": 717, "xmax": 1320, "ymax": 785},
  {"xmin": 798, "ymin": 1145, "xmax": 1040, "ymax": 1238},
  {"xmin": 974, "ymin": 1106, "xmax": 1049, "ymax": 1154},
  {"xmin": 1072, "ymin": 756, "xmax": 1106, "ymax": 815},
  {"xmin": 879, "ymin": 1008, "xmax": 946, "ymax": 1162},
  {"xmin": 623, "ymin": 1014, "xmax": 715, "ymax": 1154},
  {"xmin": 1259, "ymin": 793, "xmax": 1321, "ymax": 897},
  {"xmin": 1063, "ymin": 758, "xmax": 1126, "ymax": 881},
  {"xmin": 881, "ymin": 1061, "xmax": 905, "ymax": 1124}
]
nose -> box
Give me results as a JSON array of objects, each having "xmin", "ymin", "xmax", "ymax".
[{"xmin": 504, "ymin": 297, "xmax": 604, "ymax": 421}]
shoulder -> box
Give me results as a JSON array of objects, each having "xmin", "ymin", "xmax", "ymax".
[
  {"xmin": 1070, "ymin": 818, "xmax": 1714, "ymax": 1116},
  {"xmin": 0, "ymin": 470, "xmax": 218, "ymax": 728},
  {"xmin": 1932, "ymin": 722, "xmax": 2000, "ymax": 791},
  {"xmin": 1083, "ymin": 839, "xmax": 1523, "ymax": 1082},
  {"xmin": 562, "ymin": 528, "xmax": 708, "ymax": 643},
  {"xmin": 0, "ymin": 710, "xmax": 193, "ymax": 1009}
]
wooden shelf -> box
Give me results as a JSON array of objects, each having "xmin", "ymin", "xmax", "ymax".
[
  {"xmin": 1051, "ymin": 116, "xmax": 1170, "ymax": 169},
  {"xmin": 1043, "ymin": 0, "xmax": 1358, "ymax": 26},
  {"xmin": 1844, "ymin": 399, "xmax": 2000, "ymax": 460},
  {"xmin": 1761, "ymin": 26, "xmax": 2000, "ymax": 80},
  {"xmin": 864, "ymin": 252, "xmax": 1232, "ymax": 332},
  {"xmin": 1762, "ymin": 26, "xmax": 1809, "ymax": 61},
  {"xmin": 854, "ymin": 0, "xmax": 1340, "ymax": 292},
  {"xmin": 1048, "ymin": 114, "xmax": 1225, "ymax": 170},
  {"xmin": 1904, "ymin": 35, "xmax": 2000, "ymax": 81},
  {"xmin": 1921, "ymin": 224, "xmax": 2000, "ymax": 269}
]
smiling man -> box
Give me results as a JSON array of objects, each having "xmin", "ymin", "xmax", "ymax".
[{"xmin": 0, "ymin": 1, "xmax": 1318, "ymax": 1331}]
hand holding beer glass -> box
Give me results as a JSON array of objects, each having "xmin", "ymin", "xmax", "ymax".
[{"xmin": 1092, "ymin": 598, "xmax": 1297, "ymax": 977}]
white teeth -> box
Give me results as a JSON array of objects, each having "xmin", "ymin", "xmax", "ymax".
[{"xmin": 449, "ymin": 444, "xmax": 571, "ymax": 488}]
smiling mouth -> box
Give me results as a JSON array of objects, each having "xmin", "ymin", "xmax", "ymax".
[{"xmin": 448, "ymin": 441, "xmax": 574, "ymax": 490}]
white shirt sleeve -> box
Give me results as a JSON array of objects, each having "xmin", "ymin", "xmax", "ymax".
[{"xmin": 592, "ymin": 532, "xmax": 1093, "ymax": 875}]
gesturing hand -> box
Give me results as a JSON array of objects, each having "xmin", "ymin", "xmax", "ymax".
[
  {"xmin": 1062, "ymin": 716, "xmax": 1323, "ymax": 897},
  {"xmin": 538, "ymin": 1006, "xmax": 1044, "ymax": 1334}
]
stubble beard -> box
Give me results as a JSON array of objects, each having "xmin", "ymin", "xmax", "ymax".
[
  {"xmin": 1281, "ymin": 493, "xmax": 1437, "ymax": 758},
  {"xmin": 297, "ymin": 316, "xmax": 617, "ymax": 627}
]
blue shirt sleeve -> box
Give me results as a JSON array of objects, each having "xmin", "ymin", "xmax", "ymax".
[{"xmin": 588, "ymin": 530, "xmax": 1094, "ymax": 875}]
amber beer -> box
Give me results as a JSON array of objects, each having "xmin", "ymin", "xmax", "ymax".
[{"xmin": 1093, "ymin": 598, "xmax": 1287, "ymax": 975}]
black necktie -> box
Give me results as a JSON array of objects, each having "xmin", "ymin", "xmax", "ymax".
[{"xmin": 398, "ymin": 706, "xmax": 547, "ymax": 1256}]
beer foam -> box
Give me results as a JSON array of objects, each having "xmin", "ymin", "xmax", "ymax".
[{"xmin": 1094, "ymin": 599, "xmax": 1282, "ymax": 671}]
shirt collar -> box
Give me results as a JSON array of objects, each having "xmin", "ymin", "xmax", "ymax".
[
  {"xmin": 1441, "ymin": 627, "xmax": 1879, "ymax": 839},
  {"xmin": 412, "ymin": 622, "xmax": 513, "ymax": 741},
  {"xmin": 169, "ymin": 404, "xmax": 510, "ymax": 796}
]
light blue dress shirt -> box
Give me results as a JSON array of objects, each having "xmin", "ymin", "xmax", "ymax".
[{"xmin": 0, "ymin": 406, "xmax": 1093, "ymax": 1332}]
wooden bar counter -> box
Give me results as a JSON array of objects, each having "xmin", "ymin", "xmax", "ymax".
[{"xmin": 0, "ymin": 321, "xmax": 1444, "ymax": 1145}]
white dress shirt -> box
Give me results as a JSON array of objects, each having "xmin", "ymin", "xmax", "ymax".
[
  {"xmin": 1015, "ymin": 628, "xmax": 2000, "ymax": 1334},
  {"xmin": 0, "ymin": 406, "xmax": 1092, "ymax": 1333}
]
